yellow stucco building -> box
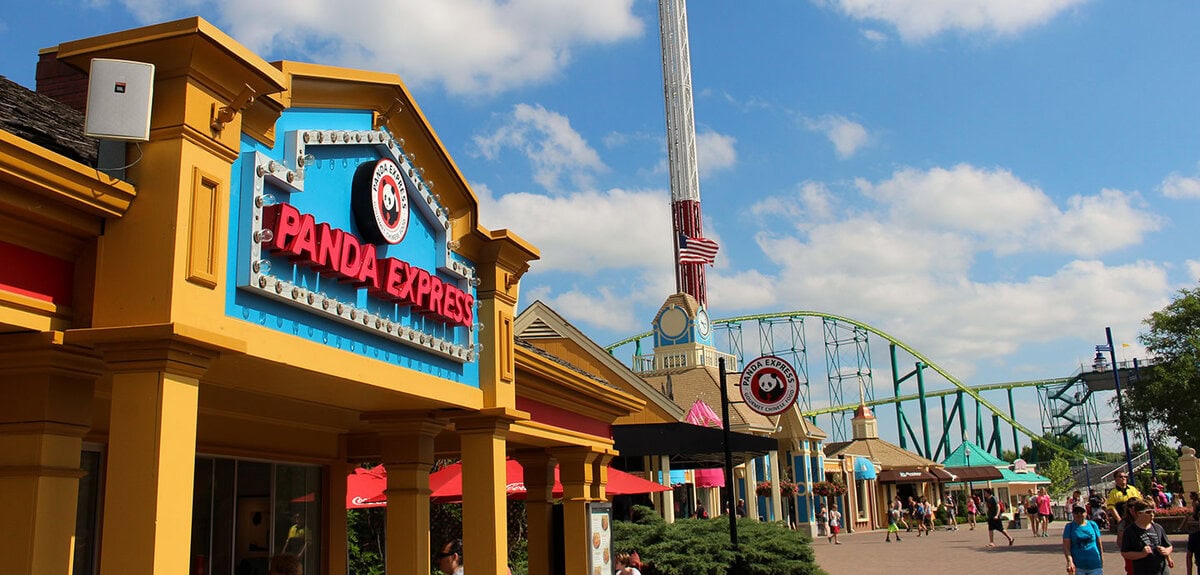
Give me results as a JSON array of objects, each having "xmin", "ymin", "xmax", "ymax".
[{"xmin": 0, "ymin": 17, "xmax": 641, "ymax": 575}]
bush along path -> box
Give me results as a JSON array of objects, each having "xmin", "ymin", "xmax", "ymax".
[{"xmin": 613, "ymin": 505, "xmax": 827, "ymax": 575}]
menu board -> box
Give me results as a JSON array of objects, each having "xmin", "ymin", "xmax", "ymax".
[{"xmin": 588, "ymin": 503, "xmax": 613, "ymax": 575}]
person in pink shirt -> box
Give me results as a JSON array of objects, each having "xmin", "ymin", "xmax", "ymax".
[{"xmin": 1037, "ymin": 487, "xmax": 1054, "ymax": 538}]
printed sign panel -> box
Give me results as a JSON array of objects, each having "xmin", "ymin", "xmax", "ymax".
[{"xmin": 739, "ymin": 355, "xmax": 800, "ymax": 416}]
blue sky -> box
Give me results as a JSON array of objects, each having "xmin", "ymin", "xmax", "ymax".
[{"xmin": 4, "ymin": 1, "xmax": 1199, "ymax": 455}]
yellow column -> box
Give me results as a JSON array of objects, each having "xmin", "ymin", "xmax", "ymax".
[
  {"xmin": 554, "ymin": 447, "xmax": 598, "ymax": 575},
  {"xmin": 325, "ymin": 455, "xmax": 353, "ymax": 575},
  {"xmin": 365, "ymin": 413, "xmax": 447, "ymax": 575},
  {"xmin": 514, "ymin": 451, "xmax": 556, "ymax": 575},
  {"xmin": 0, "ymin": 334, "xmax": 103, "ymax": 575},
  {"xmin": 95, "ymin": 338, "xmax": 217, "ymax": 575},
  {"xmin": 456, "ymin": 409, "xmax": 521, "ymax": 575},
  {"xmin": 590, "ymin": 452, "xmax": 613, "ymax": 502}
]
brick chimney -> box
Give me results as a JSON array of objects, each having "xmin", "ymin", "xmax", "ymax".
[{"xmin": 35, "ymin": 49, "xmax": 88, "ymax": 113}]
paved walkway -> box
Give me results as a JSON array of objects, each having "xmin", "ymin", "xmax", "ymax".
[{"xmin": 812, "ymin": 525, "xmax": 1159, "ymax": 575}]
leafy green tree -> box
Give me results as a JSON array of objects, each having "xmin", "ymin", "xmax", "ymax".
[
  {"xmin": 1042, "ymin": 456, "xmax": 1074, "ymax": 499},
  {"xmin": 1126, "ymin": 286, "xmax": 1200, "ymax": 447}
]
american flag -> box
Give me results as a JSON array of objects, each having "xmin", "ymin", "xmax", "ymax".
[{"xmin": 679, "ymin": 234, "xmax": 719, "ymax": 265}]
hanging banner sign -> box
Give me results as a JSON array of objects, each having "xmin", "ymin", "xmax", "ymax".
[{"xmin": 739, "ymin": 355, "xmax": 800, "ymax": 416}]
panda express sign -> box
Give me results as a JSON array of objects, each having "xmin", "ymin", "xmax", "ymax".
[{"xmin": 262, "ymin": 201, "xmax": 473, "ymax": 328}]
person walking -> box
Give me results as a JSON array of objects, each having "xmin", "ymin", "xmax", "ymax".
[
  {"xmin": 827, "ymin": 507, "xmax": 842, "ymax": 545},
  {"xmin": 1120, "ymin": 498, "xmax": 1174, "ymax": 575},
  {"xmin": 922, "ymin": 497, "xmax": 935, "ymax": 534},
  {"xmin": 984, "ymin": 488, "xmax": 1015, "ymax": 548},
  {"xmin": 967, "ymin": 493, "xmax": 979, "ymax": 530},
  {"xmin": 896, "ymin": 496, "xmax": 910, "ymax": 532},
  {"xmin": 1109, "ymin": 470, "xmax": 1145, "ymax": 535},
  {"xmin": 1038, "ymin": 487, "xmax": 1054, "ymax": 538},
  {"xmin": 945, "ymin": 492, "xmax": 959, "ymax": 531},
  {"xmin": 1063, "ymin": 504, "xmax": 1105, "ymax": 575},
  {"xmin": 913, "ymin": 497, "xmax": 927, "ymax": 537},
  {"xmin": 886, "ymin": 501, "xmax": 903, "ymax": 542}
]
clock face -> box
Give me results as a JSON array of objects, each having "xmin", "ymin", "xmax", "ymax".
[
  {"xmin": 658, "ymin": 306, "xmax": 689, "ymax": 339},
  {"xmin": 696, "ymin": 308, "xmax": 711, "ymax": 337}
]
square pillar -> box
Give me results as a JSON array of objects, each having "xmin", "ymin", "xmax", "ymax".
[
  {"xmin": 514, "ymin": 451, "xmax": 555, "ymax": 575},
  {"xmin": 0, "ymin": 335, "xmax": 103, "ymax": 575},
  {"xmin": 658, "ymin": 455, "xmax": 674, "ymax": 523},
  {"xmin": 93, "ymin": 339, "xmax": 217, "ymax": 575},
  {"xmin": 553, "ymin": 448, "xmax": 598, "ymax": 575},
  {"xmin": 325, "ymin": 457, "xmax": 353, "ymax": 575},
  {"xmin": 455, "ymin": 408, "xmax": 521, "ymax": 575},
  {"xmin": 768, "ymin": 450, "xmax": 783, "ymax": 523},
  {"xmin": 745, "ymin": 457, "xmax": 760, "ymax": 521},
  {"xmin": 365, "ymin": 413, "xmax": 448, "ymax": 575}
]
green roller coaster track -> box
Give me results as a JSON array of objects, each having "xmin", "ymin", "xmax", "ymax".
[{"xmin": 605, "ymin": 310, "xmax": 1082, "ymax": 459}]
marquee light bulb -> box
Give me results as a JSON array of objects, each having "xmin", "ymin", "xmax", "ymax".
[
  {"xmin": 254, "ymin": 229, "xmax": 274, "ymax": 244},
  {"xmin": 255, "ymin": 194, "xmax": 277, "ymax": 208},
  {"xmin": 252, "ymin": 259, "xmax": 272, "ymax": 274}
]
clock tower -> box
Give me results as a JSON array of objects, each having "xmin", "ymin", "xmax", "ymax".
[{"xmin": 651, "ymin": 293, "xmax": 715, "ymax": 369}]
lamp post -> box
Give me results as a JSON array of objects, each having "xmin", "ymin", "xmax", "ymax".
[
  {"xmin": 1098, "ymin": 327, "xmax": 1134, "ymax": 476},
  {"xmin": 965, "ymin": 445, "xmax": 972, "ymax": 498}
]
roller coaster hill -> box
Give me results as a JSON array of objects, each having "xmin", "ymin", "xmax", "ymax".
[{"xmin": 604, "ymin": 310, "xmax": 1157, "ymax": 474}]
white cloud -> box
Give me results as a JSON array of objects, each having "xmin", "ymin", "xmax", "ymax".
[
  {"xmin": 122, "ymin": 0, "xmax": 642, "ymax": 95},
  {"xmin": 804, "ymin": 115, "xmax": 871, "ymax": 159},
  {"xmin": 473, "ymin": 103, "xmax": 607, "ymax": 193},
  {"xmin": 861, "ymin": 29, "xmax": 888, "ymax": 43},
  {"xmin": 816, "ymin": 0, "xmax": 1090, "ymax": 42},
  {"xmin": 696, "ymin": 130, "xmax": 738, "ymax": 176},
  {"xmin": 1160, "ymin": 172, "xmax": 1200, "ymax": 199},
  {"xmin": 1187, "ymin": 260, "xmax": 1200, "ymax": 284},
  {"xmin": 856, "ymin": 164, "xmax": 1160, "ymax": 257},
  {"xmin": 474, "ymin": 184, "xmax": 672, "ymax": 274}
]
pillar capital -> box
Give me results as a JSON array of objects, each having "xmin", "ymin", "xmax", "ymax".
[
  {"xmin": 67, "ymin": 323, "xmax": 241, "ymax": 379},
  {"xmin": 451, "ymin": 406, "xmax": 527, "ymax": 437},
  {"xmin": 363, "ymin": 412, "xmax": 450, "ymax": 469}
]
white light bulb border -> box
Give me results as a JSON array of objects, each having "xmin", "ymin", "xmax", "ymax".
[{"xmin": 240, "ymin": 146, "xmax": 480, "ymax": 364}]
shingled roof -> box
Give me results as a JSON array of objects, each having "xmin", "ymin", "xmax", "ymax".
[
  {"xmin": 641, "ymin": 366, "xmax": 776, "ymax": 432},
  {"xmin": 824, "ymin": 437, "xmax": 941, "ymax": 469},
  {"xmin": 0, "ymin": 75, "xmax": 98, "ymax": 166}
]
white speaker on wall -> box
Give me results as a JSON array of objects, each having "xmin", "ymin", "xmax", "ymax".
[{"xmin": 84, "ymin": 58, "xmax": 154, "ymax": 142}]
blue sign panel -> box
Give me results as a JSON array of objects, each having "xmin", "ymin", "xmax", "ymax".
[{"xmin": 226, "ymin": 108, "xmax": 480, "ymax": 386}]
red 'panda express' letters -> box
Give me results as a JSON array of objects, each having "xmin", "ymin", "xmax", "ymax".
[{"xmin": 262, "ymin": 203, "xmax": 473, "ymax": 328}]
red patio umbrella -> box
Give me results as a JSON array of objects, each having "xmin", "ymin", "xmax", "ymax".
[{"xmin": 346, "ymin": 460, "xmax": 670, "ymax": 508}]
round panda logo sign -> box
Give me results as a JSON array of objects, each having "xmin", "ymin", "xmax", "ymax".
[
  {"xmin": 352, "ymin": 159, "xmax": 410, "ymax": 245},
  {"xmin": 739, "ymin": 355, "xmax": 799, "ymax": 416}
]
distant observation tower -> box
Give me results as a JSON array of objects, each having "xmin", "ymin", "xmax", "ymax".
[{"xmin": 659, "ymin": 0, "xmax": 718, "ymax": 306}]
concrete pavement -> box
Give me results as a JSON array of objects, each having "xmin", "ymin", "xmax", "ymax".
[{"xmin": 811, "ymin": 525, "xmax": 1172, "ymax": 575}]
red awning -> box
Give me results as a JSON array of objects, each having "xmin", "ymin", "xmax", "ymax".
[
  {"xmin": 876, "ymin": 469, "xmax": 936, "ymax": 483},
  {"xmin": 346, "ymin": 460, "xmax": 670, "ymax": 508},
  {"xmin": 942, "ymin": 466, "xmax": 1004, "ymax": 481}
]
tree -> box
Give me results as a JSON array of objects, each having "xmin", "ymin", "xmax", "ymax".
[
  {"xmin": 1125, "ymin": 286, "xmax": 1200, "ymax": 448},
  {"xmin": 1042, "ymin": 456, "xmax": 1074, "ymax": 499}
]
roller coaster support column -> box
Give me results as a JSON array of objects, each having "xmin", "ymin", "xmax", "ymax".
[
  {"xmin": 976, "ymin": 399, "xmax": 984, "ymax": 447},
  {"xmin": 916, "ymin": 363, "xmax": 932, "ymax": 458},
  {"xmin": 1103, "ymin": 327, "xmax": 1134, "ymax": 476},
  {"xmin": 890, "ymin": 345, "xmax": 906, "ymax": 450},
  {"xmin": 940, "ymin": 396, "xmax": 950, "ymax": 459},
  {"xmin": 1008, "ymin": 388, "xmax": 1019, "ymax": 458},
  {"xmin": 958, "ymin": 391, "xmax": 967, "ymax": 444}
]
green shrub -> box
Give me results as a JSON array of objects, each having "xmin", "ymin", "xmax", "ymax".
[{"xmin": 613, "ymin": 505, "xmax": 826, "ymax": 575}]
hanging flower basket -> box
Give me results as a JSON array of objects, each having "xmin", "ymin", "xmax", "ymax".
[
  {"xmin": 811, "ymin": 480, "xmax": 847, "ymax": 498},
  {"xmin": 780, "ymin": 481, "xmax": 798, "ymax": 498},
  {"xmin": 755, "ymin": 481, "xmax": 773, "ymax": 497}
]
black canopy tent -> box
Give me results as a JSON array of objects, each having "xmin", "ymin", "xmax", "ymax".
[{"xmin": 610, "ymin": 422, "xmax": 779, "ymax": 471}]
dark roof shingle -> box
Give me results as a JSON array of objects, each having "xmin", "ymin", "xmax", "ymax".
[{"xmin": 0, "ymin": 75, "xmax": 98, "ymax": 166}]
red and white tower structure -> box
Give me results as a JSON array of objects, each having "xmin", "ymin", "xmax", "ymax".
[{"xmin": 659, "ymin": 0, "xmax": 717, "ymax": 306}]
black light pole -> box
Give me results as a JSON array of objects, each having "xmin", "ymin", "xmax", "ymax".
[
  {"xmin": 965, "ymin": 446, "xmax": 972, "ymax": 498},
  {"xmin": 1101, "ymin": 327, "xmax": 1135, "ymax": 476},
  {"xmin": 718, "ymin": 358, "xmax": 738, "ymax": 549}
]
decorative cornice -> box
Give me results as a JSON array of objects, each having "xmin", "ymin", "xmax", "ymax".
[{"xmin": 0, "ymin": 129, "xmax": 136, "ymax": 220}]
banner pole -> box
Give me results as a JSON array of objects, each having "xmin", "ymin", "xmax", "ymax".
[{"xmin": 719, "ymin": 357, "xmax": 738, "ymax": 549}]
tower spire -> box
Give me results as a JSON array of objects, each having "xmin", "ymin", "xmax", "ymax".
[{"xmin": 659, "ymin": 0, "xmax": 716, "ymax": 305}]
